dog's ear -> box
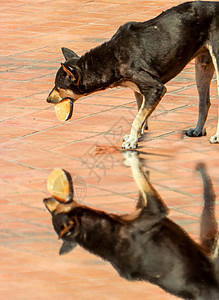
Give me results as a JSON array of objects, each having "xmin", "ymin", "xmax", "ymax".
[
  {"xmin": 61, "ymin": 63, "xmax": 81, "ymax": 86},
  {"xmin": 44, "ymin": 198, "xmax": 59, "ymax": 213},
  {"xmin": 59, "ymin": 241, "xmax": 77, "ymax": 255},
  {"xmin": 62, "ymin": 47, "xmax": 79, "ymax": 61}
]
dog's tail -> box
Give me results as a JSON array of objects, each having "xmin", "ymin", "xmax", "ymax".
[{"xmin": 196, "ymin": 163, "xmax": 219, "ymax": 279}]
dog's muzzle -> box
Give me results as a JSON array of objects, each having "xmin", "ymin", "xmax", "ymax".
[
  {"xmin": 46, "ymin": 96, "xmax": 53, "ymax": 103},
  {"xmin": 47, "ymin": 88, "xmax": 62, "ymax": 104}
]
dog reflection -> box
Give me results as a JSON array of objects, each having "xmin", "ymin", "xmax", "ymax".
[{"xmin": 44, "ymin": 152, "xmax": 219, "ymax": 299}]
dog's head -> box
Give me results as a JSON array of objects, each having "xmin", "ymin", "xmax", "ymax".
[
  {"xmin": 47, "ymin": 47, "xmax": 84, "ymax": 104},
  {"xmin": 44, "ymin": 197, "xmax": 81, "ymax": 255},
  {"xmin": 44, "ymin": 168, "xmax": 82, "ymax": 255}
]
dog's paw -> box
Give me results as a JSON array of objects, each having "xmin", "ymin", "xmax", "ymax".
[
  {"xmin": 122, "ymin": 150, "xmax": 138, "ymax": 166},
  {"xmin": 122, "ymin": 150, "xmax": 139, "ymax": 167},
  {"xmin": 195, "ymin": 162, "xmax": 206, "ymax": 172},
  {"xmin": 122, "ymin": 138, "xmax": 138, "ymax": 149},
  {"xmin": 185, "ymin": 128, "xmax": 206, "ymax": 137},
  {"xmin": 209, "ymin": 134, "xmax": 219, "ymax": 144},
  {"xmin": 123, "ymin": 134, "xmax": 130, "ymax": 142}
]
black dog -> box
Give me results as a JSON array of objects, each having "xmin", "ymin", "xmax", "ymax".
[
  {"xmin": 44, "ymin": 152, "xmax": 219, "ymax": 299},
  {"xmin": 47, "ymin": 1, "xmax": 219, "ymax": 149}
]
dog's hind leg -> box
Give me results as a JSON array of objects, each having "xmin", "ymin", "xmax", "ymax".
[
  {"xmin": 186, "ymin": 51, "xmax": 214, "ymax": 137},
  {"xmin": 208, "ymin": 43, "xmax": 219, "ymax": 144},
  {"xmin": 196, "ymin": 163, "xmax": 218, "ymax": 256}
]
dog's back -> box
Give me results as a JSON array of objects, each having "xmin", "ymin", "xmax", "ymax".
[
  {"xmin": 109, "ymin": 212, "xmax": 218, "ymax": 299},
  {"xmin": 111, "ymin": 1, "xmax": 219, "ymax": 84},
  {"xmin": 47, "ymin": 1, "xmax": 219, "ymax": 149}
]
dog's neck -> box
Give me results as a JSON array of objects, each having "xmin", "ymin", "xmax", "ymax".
[
  {"xmin": 78, "ymin": 42, "xmax": 120, "ymax": 94},
  {"xmin": 75, "ymin": 208, "xmax": 119, "ymax": 259}
]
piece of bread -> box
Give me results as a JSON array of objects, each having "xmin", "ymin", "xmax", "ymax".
[
  {"xmin": 47, "ymin": 168, "xmax": 73, "ymax": 202},
  {"xmin": 55, "ymin": 98, "xmax": 73, "ymax": 121}
]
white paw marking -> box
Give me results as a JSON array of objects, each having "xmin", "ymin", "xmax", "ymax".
[
  {"xmin": 123, "ymin": 134, "xmax": 130, "ymax": 142},
  {"xmin": 122, "ymin": 150, "xmax": 139, "ymax": 167},
  {"xmin": 209, "ymin": 134, "xmax": 219, "ymax": 144},
  {"xmin": 122, "ymin": 137, "xmax": 138, "ymax": 149}
]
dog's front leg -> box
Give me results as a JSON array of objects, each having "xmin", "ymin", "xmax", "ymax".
[
  {"xmin": 122, "ymin": 94, "xmax": 147, "ymax": 149},
  {"xmin": 123, "ymin": 150, "xmax": 168, "ymax": 216},
  {"xmin": 122, "ymin": 82, "xmax": 166, "ymax": 149},
  {"xmin": 134, "ymin": 92, "xmax": 148, "ymax": 136}
]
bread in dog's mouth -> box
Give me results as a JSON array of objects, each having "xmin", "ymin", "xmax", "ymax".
[
  {"xmin": 47, "ymin": 168, "xmax": 73, "ymax": 203},
  {"xmin": 55, "ymin": 98, "xmax": 74, "ymax": 121}
]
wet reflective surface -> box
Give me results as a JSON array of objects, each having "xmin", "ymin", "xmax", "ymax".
[
  {"xmin": 0, "ymin": 0, "xmax": 219, "ymax": 299},
  {"xmin": 45, "ymin": 152, "xmax": 219, "ymax": 299}
]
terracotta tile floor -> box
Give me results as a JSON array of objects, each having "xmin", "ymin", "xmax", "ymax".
[{"xmin": 0, "ymin": 0, "xmax": 219, "ymax": 299}]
